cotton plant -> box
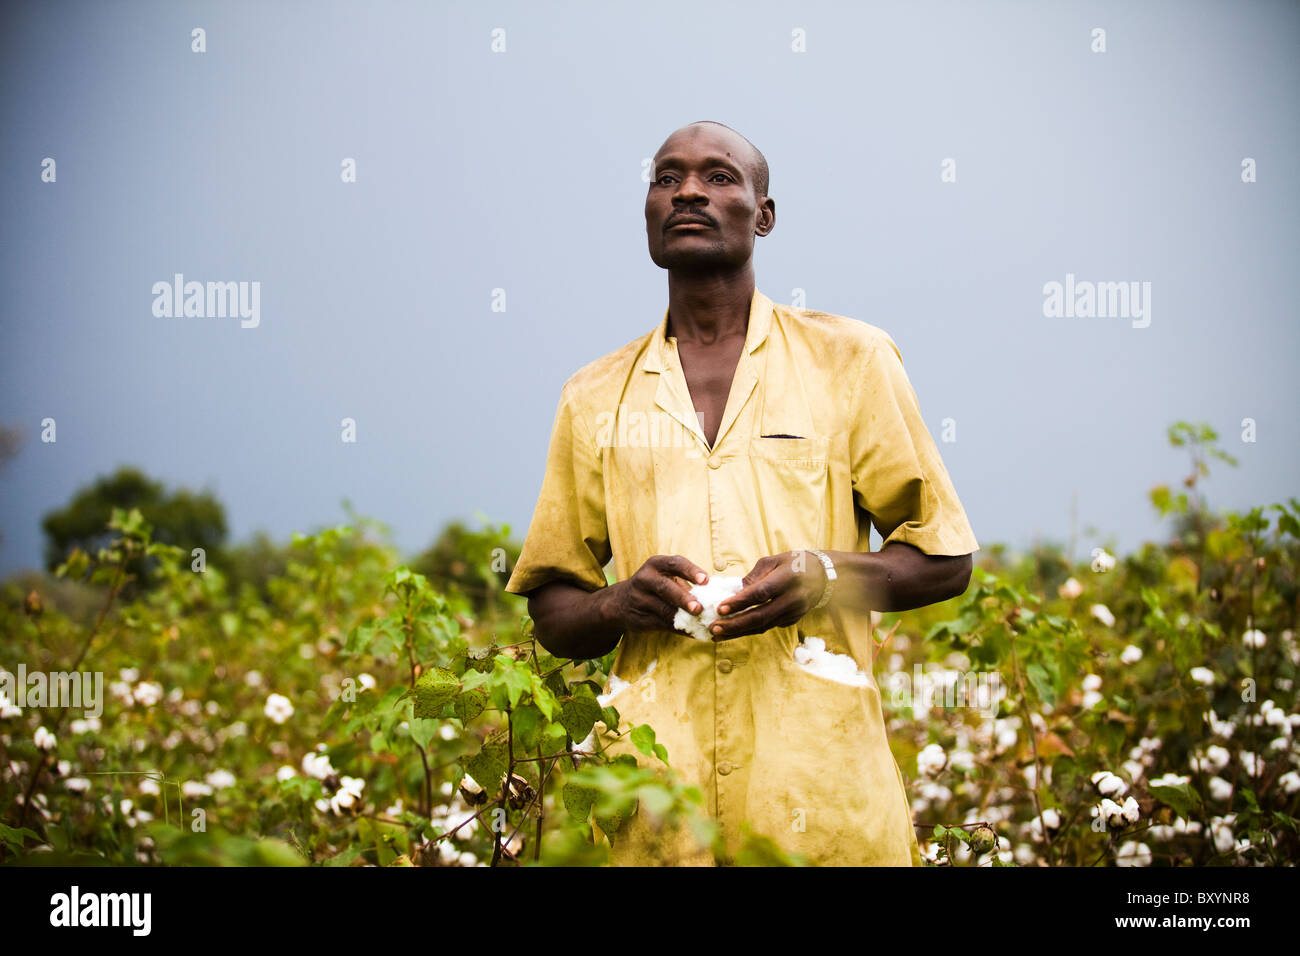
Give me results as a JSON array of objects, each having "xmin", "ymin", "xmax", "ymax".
[{"xmin": 5, "ymin": 442, "xmax": 1299, "ymax": 867}]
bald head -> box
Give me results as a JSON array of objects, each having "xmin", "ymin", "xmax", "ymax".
[{"xmin": 661, "ymin": 120, "xmax": 769, "ymax": 201}]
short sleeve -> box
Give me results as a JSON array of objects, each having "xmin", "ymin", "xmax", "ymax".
[
  {"xmin": 505, "ymin": 382, "xmax": 612, "ymax": 596},
  {"xmin": 848, "ymin": 333, "xmax": 979, "ymax": 556}
]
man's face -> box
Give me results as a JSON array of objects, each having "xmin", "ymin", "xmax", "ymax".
[{"xmin": 645, "ymin": 125, "xmax": 774, "ymax": 274}]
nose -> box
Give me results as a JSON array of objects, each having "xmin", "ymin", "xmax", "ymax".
[{"xmin": 672, "ymin": 171, "xmax": 708, "ymax": 206}]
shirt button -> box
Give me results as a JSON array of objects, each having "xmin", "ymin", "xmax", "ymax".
[
  {"xmin": 717, "ymin": 659, "xmax": 733, "ymax": 674},
  {"xmin": 717, "ymin": 761, "xmax": 734, "ymax": 776},
  {"xmin": 707, "ymin": 455, "xmax": 721, "ymax": 469},
  {"xmin": 714, "ymin": 558, "xmax": 727, "ymax": 571}
]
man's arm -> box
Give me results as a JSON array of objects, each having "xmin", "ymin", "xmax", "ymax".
[
  {"xmin": 527, "ymin": 580, "xmax": 625, "ymax": 661},
  {"xmin": 820, "ymin": 541, "xmax": 972, "ymax": 615},
  {"xmin": 708, "ymin": 542, "xmax": 972, "ymax": 640}
]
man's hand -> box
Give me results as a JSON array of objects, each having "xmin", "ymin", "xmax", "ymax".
[
  {"xmin": 707, "ymin": 551, "xmax": 827, "ymax": 641},
  {"xmin": 606, "ymin": 554, "xmax": 712, "ymax": 634}
]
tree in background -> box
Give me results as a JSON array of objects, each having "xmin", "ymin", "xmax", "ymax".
[
  {"xmin": 220, "ymin": 530, "xmax": 295, "ymax": 603},
  {"xmin": 410, "ymin": 520, "xmax": 520, "ymax": 618},
  {"xmin": 40, "ymin": 466, "xmax": 228, "ymax": 594}
]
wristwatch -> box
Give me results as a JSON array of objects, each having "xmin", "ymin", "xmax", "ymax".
[{"xmin": 806, "ymin": 549, "xmax": 837, "ymax": 610}]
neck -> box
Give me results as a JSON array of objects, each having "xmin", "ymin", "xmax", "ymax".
[{"xmin": 664, "ymin": 264, "xmax": 755, "ymax": 346}]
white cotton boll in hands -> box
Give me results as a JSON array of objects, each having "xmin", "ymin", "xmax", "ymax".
[{"xmin": 673, "ymin": 577, "xmax": 745, "ymax": 641}]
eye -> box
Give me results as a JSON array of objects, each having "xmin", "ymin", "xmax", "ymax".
[
  {"xmin": 711, "ymin": 173, "xmax": 734, "ymax": 183},
  {"xmin": 655, "ymin": 174, "xmax": 676, "ymax": 185}
]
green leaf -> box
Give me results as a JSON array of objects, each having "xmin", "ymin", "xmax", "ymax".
[
  {"xmin": 635, "ymin": 783, "xmax": 674, "ymax": 819},
  {"xmin": 629, "ymin": 724, "xmax": 658, "ymax": 758},
  {"xmin": 322, "ymin": 844, "xmax": 361, "ymax": 867},
  {"xmin": 412, "ymin": 667, "xmax": 461, "ymax": 719},
  {"xmin": 493, "ymin": 655, "xmax": 533, "ymax": 709},
  {"xmin": 531, "ymin": 678, "xmax": 559, "ymax": 721},
  {"xmin": 1149, "ymin": 780, "xmax": 1202, "ymax": 819},
  {"xmin": 924, "ymin": 620, "xmax": 954, "ymax": 641},
  {"xmin": 1025, "ymin": 662, "xmax": 1056, "ymax": 707},
  {"xmin": 0, "ymin": 822, "xmax": 40, "ymax": 852},
  {"xmin": 409, "ymin": 717, "xmax": 440, "ymax": 750},
  {"xmin": 512, "ymin": 703, "xmax": 544, "ymax": 752},
  {"xmin": 595, "ymin": 801, "xmax": 634, "ymax": 840},
  {"xmin": 463, "ymin": 739, "xmax": 508, "ymax": 795},
  {"xmin": 560, "ymin": 684, "xmax": 603, "ymax": 741},
  {"xmin": 562, "ymin": 781, "xmax": 597, "ymax": 821},
  {"xmin": 454, "ymin": 688, "xmax": 487, "ymax": 724}
]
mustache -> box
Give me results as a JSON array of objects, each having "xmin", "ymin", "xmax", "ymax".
[{"xmin": 664, "ymin": 211, "xmax": 717, "ymax": 233}]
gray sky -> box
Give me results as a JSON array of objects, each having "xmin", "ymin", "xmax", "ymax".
[{"xmin": 2, "ymin": 0, "xmax": 1297, "ymax": 577}]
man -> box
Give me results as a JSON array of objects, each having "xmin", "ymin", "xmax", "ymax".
[{"xmin": 504, "ymin": 121, "xmax": 979, "ymax": 865}]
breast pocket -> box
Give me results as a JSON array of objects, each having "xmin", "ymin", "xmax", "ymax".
[{"xmin": 747, "ymin": 435, "xmax": 831, "ymax": 553}]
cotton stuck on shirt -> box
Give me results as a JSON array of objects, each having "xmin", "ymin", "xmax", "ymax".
[{"xmin": 504, "ymin": 288, "xmax": 979, "ymax": 865}]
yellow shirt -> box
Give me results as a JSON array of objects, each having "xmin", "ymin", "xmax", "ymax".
[{"xmin": 505, "ymin": 288, "xmax": 979, "ymax": 865}]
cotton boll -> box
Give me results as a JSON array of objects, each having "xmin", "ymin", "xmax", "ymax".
[
  {"xmin": 1091, "ymin": 770, "xmax": 1127, "ymax": 797},
  {"xmin": 916, "ymin": 743, "xmax": 946, "ymax": 778},
  {"xmin": 672, "ymin": 577, "xmax": 745, "ymax": 641},
  {"xmin": 1058, "ymin": 577, "xmax": 1083, "ymax": 599},
  {"xmin": 597, "ymin": 661, "xmax": 654, "ymax": 707},
  {"xmin": 1089, "ymin": 604, "xmax": 1115, "ymax": 627},
  {"xmin": 967, "ymin": 824, "xmax": 997, "ymax": 854},
  {"xmin": 1115, "ymin": 842, "xmax": 1151, "ymax": 867},
  {"xmin": 205, "ymin": 769, "xmax": 236, "ymax": 789},
  {"xmin": 1027, "ymin": 809, "xmax": 1060, "ymax": 842},
  {"xmin": 1121, "ymin": 760, "xmax": 1145, "ymax": 782},
  {"xmin": 597, "ymin": 674, "xmax": 630, "ymax": 706},
  {"xmin": 948, "ymin": 749, "xmax": 975, "ymax": 774},
  {"xmin": 993, "ymin": 720, "xmax": 1018, "ymax": 754},
  {"xmin": 1121, "ymin": 796, "xmax": 1140, "ymax": 825},
  {"xmin": 1210, "ymin": 816, "xmax": 1236, "ymax": 854},
  {"xmin": 302, "ymin": 751, "xmax": 336, "ymax": 780},
  {"xmin": 916, "ymin": 781, "xmax": 951, "ymax": 804},
  {"xmin": 1206, "ymin": 745, "xmax": 1232, "ymax": 770},
  {"xmin": 1204, "ymin": 710, "xmax": 1234, "ymax": 738},
  {"xmin": 1090, "ymin": 548, "xmax": 1116, "ymax": 572},
  {"xmin": 1094, "ymin": 799, "xmax": 1126, "ymax": 829},
  {"xmin": 793, "ymin": 637, "xmax": 873, "ymax": 686}
]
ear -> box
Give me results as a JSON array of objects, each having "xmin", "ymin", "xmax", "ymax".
[{"xmin": 755, "ymin": 197, "xmax": 776, "ymax": 237}]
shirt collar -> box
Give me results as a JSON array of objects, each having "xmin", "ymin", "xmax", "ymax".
[{"xmin": 643, "ymin": 288, "xmax": 774, "ymax": 373}]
